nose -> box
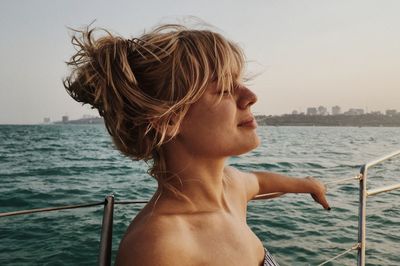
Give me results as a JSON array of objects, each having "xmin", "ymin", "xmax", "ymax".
[{"xmin": 237, "ymin": 86, "xmax": 257, "ymax": 109}]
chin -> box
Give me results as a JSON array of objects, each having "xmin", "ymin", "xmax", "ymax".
[
  {"xmin": 247, "ymin": 130, "xmax": 261, "ymax": 147},
  {"xmin": 248, "ymin": 135, "xmax": 261, "ymax": 151},
  {"xmin": 231, "ymin": 135, "xmax": 261, "ymax": 156}
]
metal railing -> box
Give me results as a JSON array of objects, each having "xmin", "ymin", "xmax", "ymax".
[
  {"xmin": 0, "ymin": 198, "xmax": 148, "ymax": 266},
  {"xmin": 1, "ymin": 149, "xmax": 399, "ymax": 265},
  {"xmin": 357, "ymin": 149, "xmax": 400, "ymax": 266},
  {"xmin": 318, "ymin": 149, "xmax": 400, "ymax": 265}
]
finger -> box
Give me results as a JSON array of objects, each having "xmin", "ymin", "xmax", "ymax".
[
  {"xmin": 311, "ymin": 193, "xmax": 331, "ymax": 210},
  {"xmin": 319, "ymin": 195, "xmax": 331, "ymax": 210}
]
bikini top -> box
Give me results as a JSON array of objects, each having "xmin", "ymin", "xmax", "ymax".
[{"xmin": 263, "ymin": 248, "xmax": 280, "ymax": 266}]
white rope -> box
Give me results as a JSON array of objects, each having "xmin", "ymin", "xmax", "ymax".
[
  {"xmin": 253, "ymin": 192, "xmax": 285, "ymax": 200},
  {"xmin": 317, "ymin": 243, "xmax": 360, "ymax": 266},
  {"xmin": 0, "ymin": 201, "xmax": 105, "ymax": 218},
  {"xmin": 325, "ymin": 174, "xmax": 362, "ymax": 186},
  {"xmin": 253, "ymin": 174, "xmax": 361, "ymax": 200},
  {"xmin": 0, "ymin": 200, "xmax": 149, "ymax": 218}
]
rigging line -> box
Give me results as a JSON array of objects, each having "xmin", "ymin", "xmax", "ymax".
[
  {"xmin": 0, "ymin": 201, "xmax": 105, "ymax": 218},
  {"xmin": 253, "ymin": 175, "xmax": 361, "ymax": 200},
  {"xmin": 114, "ymin": 200, "xmax": 148, "ymax": 204},
  {"xmin": 253, "ymin": 192, "xmax": 285, "ymax": 200},
  {"xmin": 325, "ymin": 174, "xmax": 361, "ymax": 186},
  {"xmin": 0, "ymin": 200, "xmax": 152, "ymax": 218},
  {"xmin": 317, "ymin": 243, "xmax": 360, "ymax": 266}
]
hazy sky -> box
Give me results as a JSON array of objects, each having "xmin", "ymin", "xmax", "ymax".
[{"xmin": 1, "ymin": 0, "xmax": 399, "ymax": 124}]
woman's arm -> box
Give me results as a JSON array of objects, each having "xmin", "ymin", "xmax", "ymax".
[{"xmin": 236, "ymin": 168, "xmax": 330, "ymax": 210}]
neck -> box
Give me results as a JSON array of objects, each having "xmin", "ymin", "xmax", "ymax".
[{"xmin": 154, "ymin": 142, "xmax": 230, "ymax": 213}]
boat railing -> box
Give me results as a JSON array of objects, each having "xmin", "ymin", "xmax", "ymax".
[
  {"xmin": 356, "ymin": 149, "xmax": 400, "ymax": 266},
  {"xmin": 1, "ymin": 149, "xmax": 399, "ymax": 266},
  {"xmin": 318, "ymin": 148, "xmax": 400, "ymax": 266}
]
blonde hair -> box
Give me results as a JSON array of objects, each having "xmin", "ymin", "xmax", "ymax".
[{"xmin": 63, "ymin": 24, "xmax": 245, "ymax": 200}]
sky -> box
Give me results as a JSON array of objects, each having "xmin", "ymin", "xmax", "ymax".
[{"xmin": 0, "ymin": 0, "xmax": 399, "ymax": 124}]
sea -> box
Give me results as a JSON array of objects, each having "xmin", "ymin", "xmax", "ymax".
[{"xmin": 0, "ymin": 124, "xmax": 399, "ymax": 266}]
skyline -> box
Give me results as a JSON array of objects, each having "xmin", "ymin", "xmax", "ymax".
[
  {"xmin": 46, "ymin": 105, "xmax": 399, "ymax": 124},
  {"xmin": 1, "ymin": 0, "xmax": 400, "ymax": 124}
]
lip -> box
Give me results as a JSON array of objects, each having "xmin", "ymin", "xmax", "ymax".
[{"xmin": 238, "ymin": 116, "xmax": 257, "ymax": 128}]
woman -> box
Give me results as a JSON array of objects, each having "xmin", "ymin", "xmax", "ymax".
[{"xmin": 64, "ymin": 24, "xmax": 330, "ymax": 266}]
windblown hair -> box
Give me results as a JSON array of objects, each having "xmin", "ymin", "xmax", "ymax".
[{"xmin": 63, "ymin": 24, "xmax": 245, "ymax": 199}]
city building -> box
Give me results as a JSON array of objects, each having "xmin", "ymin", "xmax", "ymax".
[
  {"xmin": 43, "ymin": 117, "xmax": 50, "ymax": 124},
  {"xmin": 332, "ymin": 105, "xmax": 341, "ymax": 115},
  {"xmin": 370, "ymin": 111, "xmax": 382, "ymax": 115},
  {"xmin": 306, "ymin": 107, "xmax": 318, "ymax": 116},
  {"xmin": 344, "ymin": 108, "xmax": 364, "ymax": 115},
  {"xmin": 62, "ymin": 115, "xmax": 69, "ymax": 123},
  {"xmin": 318, "ymin": 106, "xmax": 328, "ymax": 115},
  {"xmin": 385, "ymin": 109, "xmax": 397, "ymax": 116},
  {"xmin": 292, "ymin": 110, "xmax": 298, "ymax": 115}
]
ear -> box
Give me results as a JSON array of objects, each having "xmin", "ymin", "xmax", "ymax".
[{"xmin": 151, "ymin": 113, "xmax": 180, "ymax": 139}]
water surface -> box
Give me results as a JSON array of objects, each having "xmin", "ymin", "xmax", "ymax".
[{"xmin": 1, "ymin": 125, "xmax": 399, "ymax": 265}]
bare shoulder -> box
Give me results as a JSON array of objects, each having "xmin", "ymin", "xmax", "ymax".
[
  {"xmin": 224, "ymin": 165, "xmax": 259, "ymax": 202},
  {"xmin": 115, "ymin": 215, "xmax": 196, "ymax": 266}
]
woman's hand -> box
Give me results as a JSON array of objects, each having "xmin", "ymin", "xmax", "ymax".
[{"xmin": 305, "ymin": 176, "xmax": 331, "ymax": 211}]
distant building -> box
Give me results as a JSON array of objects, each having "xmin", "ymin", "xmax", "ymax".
[
  {"xmin": 62, "ymin": 115, "xmax": 69, "ymax": 123},
  {"xmin": 317, "ymin": 106, "xmax": 328, "ymax": 115},
  {"xmin": 292, "ymin": 110, "xmax": 298, "ymax": 115},
  {"xmin": 307, "ymin": 107, "xmax": 318, "ymax": 116},
  {"xmin": 43, "ymin": 117, "xmax": 51, "ymax": 124},
  {"xmin": 344, "ymin": 108, "xmax": 364, "ymax": 115},
  {"xmin": 332, "ymin": 105, "xmax": 341, "ymax": 115},
  {"xmin": 370, "ymin": 111, "xmax": 382, "ymax": 115},
  {"xmin": 386, "ymin": 109, "xmax": 397, "ymax": 116}
]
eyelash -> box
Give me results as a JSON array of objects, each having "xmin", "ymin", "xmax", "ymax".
[{"xmin": 218, "ymin": 83, "xmax": 240, "ymax": 96}]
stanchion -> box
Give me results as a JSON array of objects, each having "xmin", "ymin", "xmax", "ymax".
[{"xmin": 98, "ymin": 195, "xmax": 114, "ymax": 266}]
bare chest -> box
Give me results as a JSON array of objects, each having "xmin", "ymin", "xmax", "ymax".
[{"xmin": 184, "ymin": 213, "xmax": 265, "ymax": 266}]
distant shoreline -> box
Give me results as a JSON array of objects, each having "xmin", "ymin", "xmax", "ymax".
[
  {"xmin": 255, "ymin": 114, "xmax": 400, "ymax": 127},
  {"xmin": 53, "ymin": 117, "xmax": 104, "ymax": 125},
  {"xmin": 2, "ymin": 113, "xmax": 400, "ymax": 127}
]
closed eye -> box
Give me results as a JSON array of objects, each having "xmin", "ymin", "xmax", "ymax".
[{"xmin": 216, "ymin": 90, "xmax": 231, "ymax": 96}]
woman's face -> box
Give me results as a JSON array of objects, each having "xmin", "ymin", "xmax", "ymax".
[{"xmin": 177, "ymin": 82, "xmax": 260, "ymax": 158}]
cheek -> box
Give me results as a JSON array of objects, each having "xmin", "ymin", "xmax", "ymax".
[
  {"xmin": 177, "ymin": 109, "xmax": 233, "ymax": 154},
  {"xmin": 179, "ymin": 119, "xmax": 260, "ymax": 157},
  {"xmin": 177, "ymin": 97, "xmax": 259, "ymax": 156},
  {"xmin": 184, "ymin": 100, "xmax": 235, "ymax": 133}
]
